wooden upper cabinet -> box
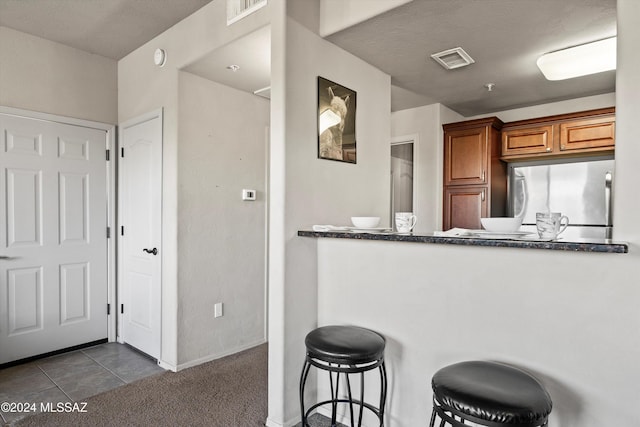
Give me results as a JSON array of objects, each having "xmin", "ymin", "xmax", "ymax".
[
  {"xmin": 502, "ymin": 125, "xmax": 553, "ymax": 156},
  {"xmin": 559, "ymin": 116, "xmax": 615, "ymax": 152},
  {"xmin": 444, "ymin": 117, "xmax": 503, "ymax": 186},
  {"xmin": 501, "ymin": 107, "xmax": 615, "ymax": 161},
  {"xmin": 444, "ymin": 127, "xmax": 488, "ymax": 186}
]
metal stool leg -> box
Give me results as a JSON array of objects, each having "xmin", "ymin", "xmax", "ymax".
[
  {"xmin": 379, "ymin": 361, "xmax": 387, "ymax": 426},
  {"xmin": 429, "ymin": 407, "xmax": 437, "ymax": 426},
  {"xmin": 345, "ymin": 370, "xmax": 356, "ymax": 427},
  {"xmin": 330, "ymin": 369, "xmax": 340, "ymax": 426},
  {"xmin": 299, "ymin": 359, "xmax": 311, "ymax": 427},
  {"xmin": 357, "ymin": 371, "xmax": 365, "ymax": 426}
]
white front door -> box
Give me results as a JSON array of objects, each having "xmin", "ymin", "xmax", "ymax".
[
  {"xmin": 0, "ymin": 113, "xmax": 108, "ymax": 364},
  {"xmin": 118, "ymin": 110, "xmax": 162, "ymax": 360}
]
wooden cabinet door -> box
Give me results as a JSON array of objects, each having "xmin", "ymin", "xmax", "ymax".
[
  {"xmin": 559, "ymin": 116, "xmax": 615, "ymax": 152},
  {"xmin": 502, "ymin": 125, "xmax": 553, "ymax": 157},
  {"xmin": 444, "ymin": 128, "xmax": 487, "ymax": 186},
  {"xmin": 443, "ymin": 186, "xmax": 487, "ymax": 230}
]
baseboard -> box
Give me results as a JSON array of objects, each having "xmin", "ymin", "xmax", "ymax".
[
  {"xmin": 175, "ymin": 338, "xmax": 267, "ymax": 371},
  {"xmin": 157, "ymin": 359, "xmax": 178, "ymax": 372},
  {"xmin": 265, "ymin": 418, "xmax": 283, "ymax": 427},
  {"xmin": 265, "ymin": 414, "xmax": 301, "ymax": 427}
]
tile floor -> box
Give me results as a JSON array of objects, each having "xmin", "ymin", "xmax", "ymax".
[{"xmin": 0, "ymin": 343, "xmax": 164, "ymax": 426}]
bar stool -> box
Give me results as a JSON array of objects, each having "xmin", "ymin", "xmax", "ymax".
[
  {"xmin": 299, "ymin": 325, "xmax": 387, "ymax": 427},
  {"xmin": 429, "ymin": 361, "xmax": 552, "ymax": 427}
]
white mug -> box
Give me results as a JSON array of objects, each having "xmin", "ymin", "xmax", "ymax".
[
  {"xmin": 395, "ymin": 212, "xmax": 417, "ymax": 233},
  {"xmin": 536, "ymin": 212, "xmax": 569, "ymax": 239}
]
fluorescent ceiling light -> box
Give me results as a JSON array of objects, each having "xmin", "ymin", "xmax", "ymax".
[{"xmin": 537, "ymin": 37, "xmax": 616, "ymax": 81}]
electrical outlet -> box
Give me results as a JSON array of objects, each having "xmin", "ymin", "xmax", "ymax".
[{"xmin": 214, "ymin": 302, "xmax": 223, "ymax": 318}]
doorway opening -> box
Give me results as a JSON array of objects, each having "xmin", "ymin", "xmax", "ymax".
[{"xmin": 390, "ymin": 140, "xmax": 415, "ymax": 230}]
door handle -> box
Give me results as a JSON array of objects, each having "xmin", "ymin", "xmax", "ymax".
[
  {"xmin": 0, "ymin": 256, "xmax": 12, "ymax": 260},
  {"xmin": 143, "ymin": 248, "xmax": 158, "ymax": 256}
]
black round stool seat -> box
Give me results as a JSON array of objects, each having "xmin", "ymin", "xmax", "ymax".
[
  {"xmin": 300, "ymin": 325, "xmax": 387, "ymax": 427},
  {"xmin": 305, "ymin": 325, "xmax": 386, "ymax": 365},
  {"xmin": 430, "ymin": 361, "xmax": 552, "ymax": 427}
]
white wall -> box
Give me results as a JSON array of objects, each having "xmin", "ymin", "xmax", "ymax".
[
  {"xmin": 267, "ymin": 11, "xmax": 391, "ymax": 425},
  {"xmin": 118, "ymin": 0, "xmax": 270, "ymax": 369},
  {"xmin": 0, "ymin": 26, "xmax": 117, "ymax": 124},
  {"xmin": 319, "ymin": 0, "xmax": 414, "ymax": 37},
  {"xmin": 312, "ymin": 1, "xmax": 640, "ymax": 425},
  {"xmin": 317, "ymin": 238, "xmax": 639, "ymax": 426},
  {"xmin": 614, "ymin": 0, "xmax": 640, "ymax": 243},
  {"xmin": 176, "ymin": 71, "xmax": 269, "ymax": 366},
  {"xmin": 470, "ymin": 92, "xmax": 616, "ymax": 122}
]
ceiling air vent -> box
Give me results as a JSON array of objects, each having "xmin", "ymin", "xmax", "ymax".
[
  {"xmin": 430, "ymin": 47, "xmax": 475, "ymax": 70},
  {"xmin": 227, "ymin": 0, "xmax": 267, "ymax": 25}
]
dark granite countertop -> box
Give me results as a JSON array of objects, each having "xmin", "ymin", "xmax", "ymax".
[{"xmin": 298, "ymin": 230, "xmax": 628, "ymax": 253}]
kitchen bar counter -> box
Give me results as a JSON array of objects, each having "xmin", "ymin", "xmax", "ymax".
[{"xmin": 298, "ymin": 230, "xmax": 628, "ymax": 253}]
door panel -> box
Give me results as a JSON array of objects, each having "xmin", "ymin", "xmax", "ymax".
[
  {"xmin": 59, "ymin": 172, "xmax": 89, "ymax": 244},
  {"xmin": 445, "ymin": 128, "xmax": 488, "ymax": 186},
  {"xmin": 7, "ymin": 267, "xmax": 43, "ymax": 335},
  {"xmin": 6, "ymin": 169, "xmax": 42, "ymax": 247},
  {"xmin": 444, "ymin": 187, "xmax": 487, "ymax": 230},
  {"xmin": 60, "ymin": 262, "xmax": 89, "ymax": 324},
  {"xmin": 0, "ymin": 114, "xmax": 108, "ymax": 364},
  {"xmin": 119, "ymin": 111, "xmax": 162, "ymax": 360}
]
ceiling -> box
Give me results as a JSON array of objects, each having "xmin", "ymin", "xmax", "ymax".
[
  {"xmin": 183, "ymin": 25, "xmax": 271, "ymax": 99},
  {"xmin": 0, "ymin": 0, "xmax": 214, "ymax": 59},
  {"xmin": 0, "ymin": 0, "xmax": 617, "ymax": 116},
  {"xmin": 327, "ymin": 0, "xmax": 617, "ymax": 115}
]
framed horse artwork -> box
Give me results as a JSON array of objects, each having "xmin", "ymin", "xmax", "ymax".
[{"xmin": 317, "ymin": 77, "xmax": 357, "ymax": 163}]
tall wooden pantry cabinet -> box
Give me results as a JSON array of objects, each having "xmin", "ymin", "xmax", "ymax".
[{"xmin": 443, "ymin": 117, "xmax": 506, "ymax": 230}]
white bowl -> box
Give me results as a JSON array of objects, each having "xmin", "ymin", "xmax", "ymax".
[
  {"xmin": 480, "ymin": 217, "xmax": 523, "ymax": 233},
  {"xmin": 351, "ymin": 216, "xmax": 381, "ymax": 228}
]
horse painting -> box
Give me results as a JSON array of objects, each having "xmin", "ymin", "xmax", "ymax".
[{"xmin": 318, "ymin": 77, "xmax": 356, "ymax": 162}]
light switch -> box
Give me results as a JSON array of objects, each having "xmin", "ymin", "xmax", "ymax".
[{"xmin": 242, "ymin": 189, "xmax": 256, "ymax": 201}]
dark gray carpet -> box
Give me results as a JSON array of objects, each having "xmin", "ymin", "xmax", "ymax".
[{"xmin": 14, "ymin": 344, "xmax": 267, "ymax": 427}]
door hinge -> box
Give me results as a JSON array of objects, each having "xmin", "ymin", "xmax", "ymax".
[
  {"xmin": 107, "ymin": 227, "xmax": 111, "ymax": 238},
  {"xmin": 106, "ymin": 149, "xmax": 110, "ymax": 161},
  {"xmin": 121, "ymin": 147, "xmax": 124, "ymax": 158},
  {"xmin": 107, "ymin": 303, "xmax": 111, "ymax": 315},
  {"xmin": 121, "ymin": 304, "xmax": 124, "ymax": 314}
]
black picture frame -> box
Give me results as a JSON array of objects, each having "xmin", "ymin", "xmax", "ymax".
[{"xmin": 317, "ymin": 76, "xmax": 356, "ymax": 163}]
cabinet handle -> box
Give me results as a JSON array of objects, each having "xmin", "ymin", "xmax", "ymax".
[
  {"xmin": 482, "ymin": 170, "xmax": 486, "ymax": 182},
  {"xmin": 481, "ymin": 190, "xmax": 485, "ymax": 202},
  {"xmin": 546, "ymin": 147, "xmax": 552, "ymax": 152}
]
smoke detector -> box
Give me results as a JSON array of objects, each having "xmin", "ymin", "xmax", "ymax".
[{"xmin": 431, "ymin": 47, "xmax": 475, "ymax": 70}]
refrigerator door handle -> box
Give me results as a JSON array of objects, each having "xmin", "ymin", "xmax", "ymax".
[
  {"xmin": 513, "ymin": 172, "xmax": 527, "ymax": 219},
  {"xmin": 605, "ymin": 171, "xmax": 613, "ymax": 227}
]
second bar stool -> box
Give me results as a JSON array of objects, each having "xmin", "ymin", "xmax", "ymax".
[
  {"xmin": 299, "ymin": 325, "xmax": 387, "ymax": 427},
  {"xmin": 429, "ymin": 360, "xmax": 552, "ymax": 427}
]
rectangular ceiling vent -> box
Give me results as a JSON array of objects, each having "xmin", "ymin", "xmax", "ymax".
[
  {"xmin": 431, "ymin": 47, "xmax": 475, "ymax": 70},
  {"xmin": 227, "ymin": 0, "xmax": 267, "ymax": 25}
]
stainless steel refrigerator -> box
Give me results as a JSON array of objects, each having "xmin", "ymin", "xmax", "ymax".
[{"xmin": 508, "ymin": 157, "xmax": 614, "ymax": 239}]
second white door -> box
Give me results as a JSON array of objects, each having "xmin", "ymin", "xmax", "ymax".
[{"xmin": 118, "ymin": 110, "xmax": 162, "ymax": 360}]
